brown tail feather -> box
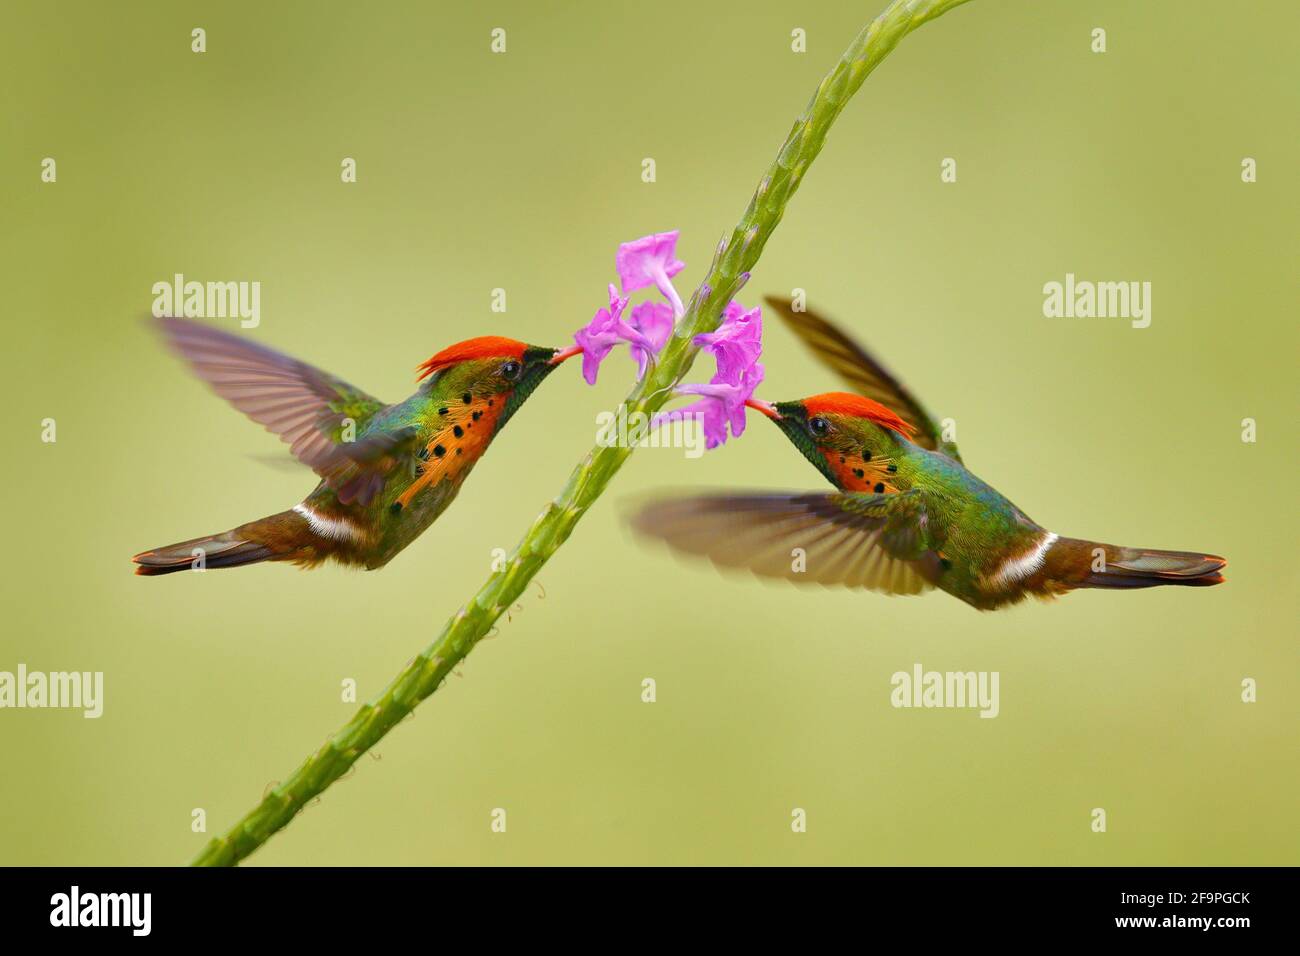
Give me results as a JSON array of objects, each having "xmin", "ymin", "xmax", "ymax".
[
  {"xmin": 1045, "ymin": 537, "xmax": 1226, "ymax": 593},
  {"xmin": 132, "ymin": 509, "xmax": 318, "ymax": 576}
]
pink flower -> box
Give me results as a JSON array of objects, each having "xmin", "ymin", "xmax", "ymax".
[
  {"xmin": 616, "ymin": 231, "xmax": 686, "ymax": 318},
  {"xmin": 693, "ymin": 301, "xmax": 762, "ymax": 383},
  {"xmin": 626, "ymin": 301, "xmax": 674, "ymax": 379},
  {"xmin": 650, "ymin": 297, "xmax": 769, "ymax": 449},
  {"xmin": 571, "ymin": 284, "xmax": 648, "ymax": 385},
  {"xmin": 656, "ymin": 361, "xmax": 765, "ymax": 449}
]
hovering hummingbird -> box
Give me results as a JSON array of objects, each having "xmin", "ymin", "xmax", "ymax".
[
  {"xmin": 133, "ymin": 319, "xmax": 579, "ymax": 575},
  {"xmin": 631, "ymin": 296, "xmax": 1226, "ymax": 611}
]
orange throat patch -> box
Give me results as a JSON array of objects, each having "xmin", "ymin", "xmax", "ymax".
[
  {"xmin": 822, "ymin": 446, "xmax": 901, "ymax": 495},
  {"xmin": 394, "ymin": 395, "xmax": 507, "ymax": 510}
]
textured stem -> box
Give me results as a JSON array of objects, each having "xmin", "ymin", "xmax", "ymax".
[{"xmin": 191, "ymin": 0, "xmax": 973, "ymax": 867}]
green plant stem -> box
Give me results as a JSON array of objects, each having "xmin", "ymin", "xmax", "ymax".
[{"xmin": 191, "ymin": 0, "xmax": 973, "ymax": 867}]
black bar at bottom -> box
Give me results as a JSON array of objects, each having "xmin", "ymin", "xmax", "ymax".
[{"xmin": 0, "ymin": 866, "xmax": 1277, "ymax": 940}]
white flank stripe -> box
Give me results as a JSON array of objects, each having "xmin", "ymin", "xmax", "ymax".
[
  {"xmin": 293, "ymin": 503, "xmax": 360, "ymax": 542},
  {"xmin": 987, "ymin": 532, "xmax": 1058, "ymax": 589}
]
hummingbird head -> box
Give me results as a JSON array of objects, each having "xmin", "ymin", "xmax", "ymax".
[
  {"xmin": 765, "ymin": 392, "xmax": 917, "ymax": 488},
  {"xmin": 416, "ymin": 336, "xmax": 579, "ymax": 428}
]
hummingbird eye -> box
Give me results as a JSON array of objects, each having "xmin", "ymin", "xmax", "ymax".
[
  {"xmin": 499, "ymin": 360, "xmax": 522, "ymax": 380},
  {"xmin": 808, "ymin": 416, "xmax": 830, "ymax": 437}
]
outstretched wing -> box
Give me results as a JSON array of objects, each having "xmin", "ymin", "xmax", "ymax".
[
  {"xmin": 630, "ymin": 490, "xmax": 942, "ymax": 596},
  {"xmin": 155, "ymin": 317, "xmax": 402, "ymax": 504},
  {"xmin": 763, "ymin": 295, "xmax": 961, "ymax": 461}
]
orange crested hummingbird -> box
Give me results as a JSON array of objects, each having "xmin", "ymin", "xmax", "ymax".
[
  {"xmin": 133, "ymin": 319, "xmax": 580, "ymax": 575},
  {"xmin": 631, "ymin": 296, "xmax": 1226, "ymax": 611}
]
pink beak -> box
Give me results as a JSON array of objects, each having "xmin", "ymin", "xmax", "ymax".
[
  {"xmin": 745, "ymin": 397, "xmax": 781, "ymax": 420},
  {"xmin": 550, "ymin": 344, "xmax": 583, "ymax": 365}
]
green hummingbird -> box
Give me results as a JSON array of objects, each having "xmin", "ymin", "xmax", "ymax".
[
  {"xmin": 631, "ymin": 296, "xmax": 1226, "ymax": 611},
  {"xmin": 133, "ymin": 319, "xmax": 580, "ymax": 575}
]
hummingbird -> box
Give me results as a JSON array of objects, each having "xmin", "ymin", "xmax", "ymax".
[
  {"xmin": 133, "ymin": 318, "xmax": 580, "ymax": 575},
  {"xmin": 630, "ymin": 296, "xmax": 1226, "ymax": 611}
]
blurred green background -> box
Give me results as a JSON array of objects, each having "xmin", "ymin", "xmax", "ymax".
[{"xmin": 2, "ymin": 0, "xmax": 1296, "ymax": 866}]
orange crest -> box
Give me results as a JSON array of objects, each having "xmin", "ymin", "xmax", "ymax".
[
  {"xmin": 801, "ymin": 392, "xmax": 916, "ymax": 437},
  {"xmin": 416, "ymin": 336, "xmax": 528, "ymax": 381}
]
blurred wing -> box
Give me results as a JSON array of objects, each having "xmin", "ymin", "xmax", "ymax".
[
  {"xmin": 156, "ymin": 316, "xmax": 386, "ymax": 469},
  {"xmin": 156, "ymin": 317, "xmax": 400, "ymax": 504},
  {"xmin": 763, "ymin": 295, "xmax": 960, "ymax": 461},
  {"xmin": 630, "ymin": 490, "xmax": 941, "ymax": 595}
]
